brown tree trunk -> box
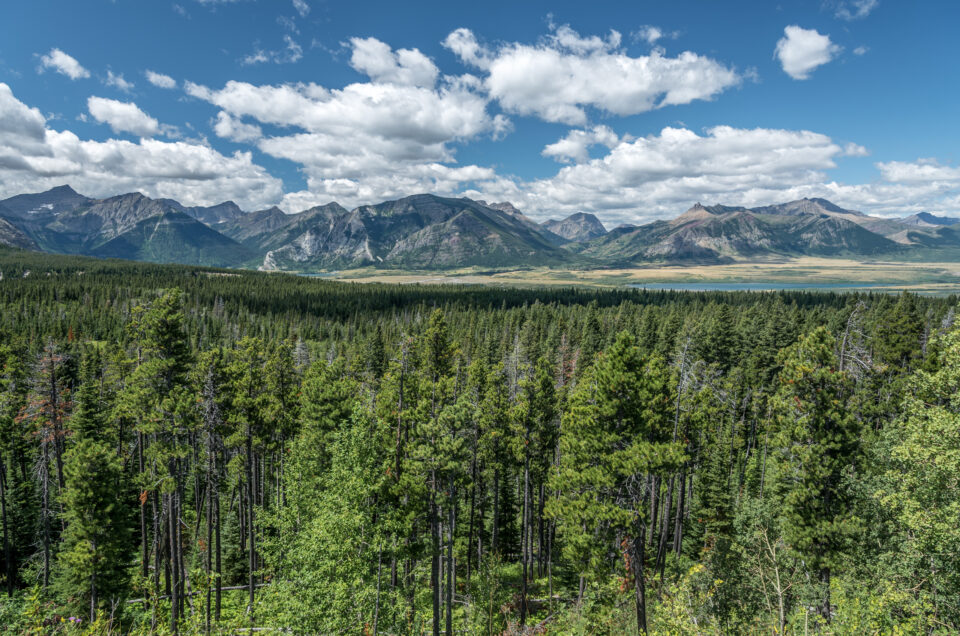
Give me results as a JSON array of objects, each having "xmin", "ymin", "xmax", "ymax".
[
  {"xmin": 215, "ymin": 479, "xmax": 222, "ymax": 622},
  {"xmin": 656, "ymin": 477, "xmax": 674, "ymax": 579},
  {"xmin": 138, "ymin": 433, "xmax": 148, "ymax": 580},
  {"xmin": 246, "ymin": 428, "xmax": 255, "ymax": 624},
  {"xmin": 446, "ymin": 476, "xmax": 455, "ymax": 636},
  {"xmin": 89, "ymin": 537, "xmax": 98, "ymax": 623},
  {"xmin": 168, "ymin": 493, "xmax": 179, "ymax": 634},
  {"xmin": 820, "ymin": 566, "xmax": 831, "ymax": 623},
  {"xmin": 41, "ymin": 438, "xmax": 50, "ymax": 591},
  {"xmin": 205, "ymin": 451, "xmax": 213, "ymax": 634},
  {"xmin": 633, "ymin": 530, "xmax": 648, "ymax": 635},
  {"xmin": 672, "ymin": 467, "xmax": 687, "ymax": 557},
  {"xmin": 491, "ymin": 469, "xmax": 500, "ymax": 555},
  {"xmin": 466, "ymin": 452, "xmax": 477, "ymax": 583},
  {"xmin": 430, "ymin": 483, "xmax": 441, "ymax": 636},
  {"xmin": 520, "ymin": 457, "xmax": 530, "ymax": 626},
  {"xmin": 647, "ymin": 476, "xmax": 660, "ymax": 551},
  {"xmin": 0, "ymin": 463, "xmax": 10, "ymax": 597}
]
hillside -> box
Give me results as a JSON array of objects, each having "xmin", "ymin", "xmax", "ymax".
[
  {"xmin": 90, "ymin": 210, "xmax": 253, "ymax": 266},
  {"xmin": 542, "ymin": 212, "xmax": 607, "ymax": 242},
  {"xmin": 6, "ymin": 187, "xmax": 960, "ymax": 270},
  {"xmin": 262, "ymin": 194, "xmax": 572, "ymax": 270},
  {"xmin": 576, "ymin": 199, "xmax": 927, "ymax": 264},
  {"xmin": 0, "ymin": 215, "xmax": 36, "ymax": 249}
]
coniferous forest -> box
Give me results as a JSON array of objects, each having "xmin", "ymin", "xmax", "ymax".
[{"xmin": 2, "ymin": 248, "xmax": 960, "ymax": 634}]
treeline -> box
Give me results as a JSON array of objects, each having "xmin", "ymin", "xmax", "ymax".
[{"xmin": 0, "ymin": 250, "xmax": 958, "ymax": 634}]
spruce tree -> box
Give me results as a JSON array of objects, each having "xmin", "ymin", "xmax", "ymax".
[
  {"xmin": 56, "ymin": 354, "xmax": 131, "ymax": 622},
  {"xmin": 771, "ymin": 326, "xmax": 860, "ymax": 624},
  {"xmin": 552, "ymin": 332, "xmax": 683, "ymax": 634}
]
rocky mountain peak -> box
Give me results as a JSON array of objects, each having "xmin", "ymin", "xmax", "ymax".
[
  {"xmin": 541, "ymin": 212, "xmax": 607, "ymax": 242},
  {"xmin": 486, "ymin": 201, "xmax": 525, "ymax": 217}
]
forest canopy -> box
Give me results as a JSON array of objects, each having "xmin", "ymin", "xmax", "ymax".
[{"xmin": 0, "ymin": 248, "xmax": 958, "ymax": 634}]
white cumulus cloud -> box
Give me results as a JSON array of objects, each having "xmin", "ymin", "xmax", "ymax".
[
  {"xmin": 836, "ymin": 0, "xmax": 878, "ymax": 21},
  {"xmin": 145, "ymin": 70, "xmax": 177, "ymax": 89},
  {"xmin": 104, "ymin": 71, "xmax": 135, "ymax": 93},
  {"xmin": 242, "ymin": 35, "xmax": 303, "ymax": 65},
  {"xmin": 38, "ymin": 48, "xmax": 90, "ymax": 80},
  {"xmin": 843, "ymin": 142, "xmax": 869, "ymax": 157},
  {"xmin": 292, "ymin": 0, "xmax": 309, "ymax": 17},
  {"xmin": 0, "ymin": 83, "xmax": 282, "ymax": 209},
  {"xmin": 487, "ymin": 125, "xmax": 846, "ymax": 224},
  {"xmin": 877, "ymin": 159, "xmax": 960, "ymax": 183},
  {"xmin": 213, "ymin": 111, "xmax": 262, "ymax": 142},
  {"xmin": 775, "ymin": 26, "xmax": 842, "ymax": 80},
  {"xmin": 185, "ymin": 37, "xmax": 504, "ymax": 209},
  {"xmin": 443, "ymin": 24, "xmax": 741, "ymax": 125},
  {"xmin": 348, "ymin": 37, "xmax": 438, "ymax": 88},
  {"xmin": 88, "ymin": 97, "xmax": 160, "ymax": 137},
  {"xmin": 542, "ymin": 125, "xmax": 625, "ymax": 164},
  {"xmin": 632, "ymin": 25, "xmax": 679, "ymax": 45},
  {"xmin": 460, "ymin": 129, "xmax": 960, "ymax": 225}
]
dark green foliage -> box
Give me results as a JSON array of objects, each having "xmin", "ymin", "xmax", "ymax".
[
  {"xmin": 0, "ymin": 250, "xmax": 954, "ymax": 634},
  {"xmin": 55, "ymin": 354, "xmax": 133, "ymax": 621},
  {"xmin": 771, "ymin": 327, "xmax": 862, "ymax": 623}
]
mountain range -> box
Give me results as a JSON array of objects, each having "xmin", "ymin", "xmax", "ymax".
[{"xmin": 1, "ymin": 185, "xmax": 959, "ymax": 271}]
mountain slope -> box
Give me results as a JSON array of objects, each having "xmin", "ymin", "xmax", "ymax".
[
  {"xmin": 0, "ymin": 187, "xmax": 252, "ymax": 265},
  {"xmin": 577, "ymin": 200, "xmax": 899, "ymax": 264},
  {"xmin": 900, "ymin": 212, "xmax": 960, "ymax": 227},
  {"xmin": 0, "ymin": 215, "xmax": 36, "ymax": 249},
  {"xmin": 751, "ymin": 197, "xmax": 861, "ymax": 217},
  {"xmin": 90, "ymin": 210, "xmax": 253, "ymax": 266},
  {"xmin": 8, "ymin": 186, "xmax": 960, "ymax": 270},
  {"xmin": 262, "ymin": 194, "xmax": 573, "ymax": 271},
  {"xmin": 176, "ymin": 200, "xmax": 245, "ymax": 226},
  {"xmin": 220, "ymin": 206, "xmax": 291, "ymax": 245},
  {"xmin": 42, "ymin": 192, "xmax": 185, "ymax": 252},
  {"xmin": 542, "ymin": 213, "xmax": 607, "ymax": 242},
  {"xmin": 0, "ymin": 185, "xmax": 92, "ymax": 219}
]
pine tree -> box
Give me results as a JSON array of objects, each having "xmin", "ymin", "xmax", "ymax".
[
  {"xmin": 122, "ymin": 288, "xmax": 194, "ymax": 633},
  {"xmin": 56, "ymin": 354, "xmax": 132, "ymax": 622},
  {"xmin": 511, "ymin": 356, "xmax": 557, "ymax": 624},
  {"xmin": 552, "ymin": 332, "xmax": 683, "ymax": 634},
  {"xmin": 0, "ymin": 337, "xmax": 28, "ymax": 596},
  {"xmin": 874, "ymin": 292, "xmax": 924, "ymax": 371},
  {"xmin": 771, "ymin": 326, "xmax": 860, "ymax": 624}
]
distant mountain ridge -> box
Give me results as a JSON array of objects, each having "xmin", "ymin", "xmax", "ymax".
[
  {"xmin": 900, "ymin": 212, "xmax": 960, "ymax": 227},
  {"xmin": 258, "ymin": 194, "xmax": 572, "ymax": 270},
  {"xmin": 542, "ymin": 212, "xmax": 607, "ymax": 242},
  {"xmin": 2, "ymin": 186, "xmax": 959, "ymax": 270},
  {"xmin": 574, "ymin": 198, "xmax": 907, "ymax": 264},
  {"xmin": 0, "ymin": 188, "xmax": 251, "ymax": 266}
]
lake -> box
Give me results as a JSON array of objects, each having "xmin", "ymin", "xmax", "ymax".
[{"xmin": 627, "ymin": 282, "xmax": 896, "ymax": 292}]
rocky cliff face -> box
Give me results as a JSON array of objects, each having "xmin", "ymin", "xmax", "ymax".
[
  {"xmin": 261, "ymin": 207, "xmax": 378, "ymax": 269},
  {"xmin": 0, "ymin": 215, "xmax": 36, "ymax": 249},
  {"xmin": 261, "ymin": 195, "xmax": 570, "ymax": 270},
  {"xmin": 576, "ymin": 199, "xmax": 899, "ymax": 264},
  {"xmin": 5, "ymin": 186, "xmax": 960, "ymax": 270},
  {"xmin": 179, "ymin": 201, "xmax": 245, "ymax": 226},
  {"xmin": 90, "ymin": 210, "xmax": 253, "ymax": 266},
  {"xmin": 49, "ymin": 192, "xmax": 180, "ymax": 247},
  {"xmin": 541, "ymin": 212, "xmax": 607, "ymax": 242},
  {"xmin": 899, "ymin": 212, "xmax": 960, "ymax": 227},
  {"xmin": 0, "ymin": 188, "xmax": 249, "ymax": 264},
  {"xmin": 0, "ymin": 184, "xmax": 91, "ymax": 218}
]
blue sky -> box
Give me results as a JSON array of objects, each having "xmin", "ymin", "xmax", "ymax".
[{"xmin": 1, "ymin": 0, "xmax": 958, "ymax": 225}]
